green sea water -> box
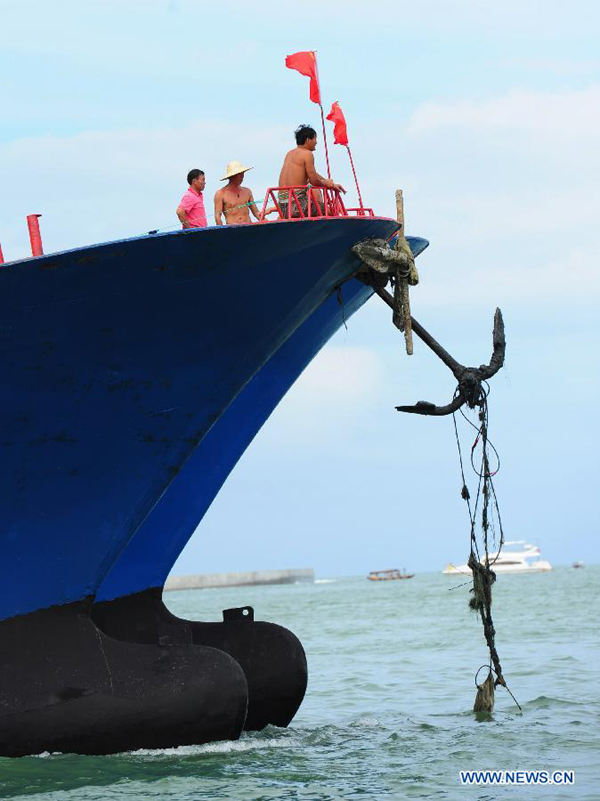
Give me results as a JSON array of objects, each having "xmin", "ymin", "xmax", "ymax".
[{"xmin": 2, "ymin": 567, "xmax": 599, "ymax": 800}]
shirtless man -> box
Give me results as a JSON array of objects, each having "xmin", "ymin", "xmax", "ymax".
[
  {"xmin": 278, "ymin": 124, "xmax": 345, "ymax": 217},
  {"xmin": 214, "ymin": 161, "xmax": 261, "ymax": 225}
]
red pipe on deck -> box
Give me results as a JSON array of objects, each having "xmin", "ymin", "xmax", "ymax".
[
  {"xmin": 27, "ymin": 214, "xmax": 43, "ymax": 257},
  {"xmin": 0, "ymin": 243, "xmax": 4, "ymax": 265}
]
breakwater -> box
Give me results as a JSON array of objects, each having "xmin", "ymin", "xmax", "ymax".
[{"xmin": 164, "ymin": 568, "xmax": 314, "ymax": 591}]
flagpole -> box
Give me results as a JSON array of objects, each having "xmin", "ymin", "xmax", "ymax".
[
  {"xmin": 346, "ymin": 145, "xmax": 364, "ymax": 210},
  {"xmin": 314, "ymin": 52, "xmax": 332, "ymax": 179},
  {"xmin": 319, "ymin": 105, "xmax": 332, "ymax": 179}
]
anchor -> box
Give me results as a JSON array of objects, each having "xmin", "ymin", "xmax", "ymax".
[{"xmin": 352, "ymin": 188, "xmax": 506, "ymax": 414}]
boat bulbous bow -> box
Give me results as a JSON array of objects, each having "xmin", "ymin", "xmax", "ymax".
[{"xmin": 0, "ymin": 601, "xmax": 249, "ymax": 757}]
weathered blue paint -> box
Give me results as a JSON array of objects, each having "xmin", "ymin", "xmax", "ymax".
[
  {"xmin": 96, "ymin": 237, "xmax": 429, "ymax": 603},
  {"xmin": 0, "ymin": 218, "xmax": 399, "ymax": 621}
]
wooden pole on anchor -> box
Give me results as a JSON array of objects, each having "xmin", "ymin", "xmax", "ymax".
[{"xmin": 395, "ymin": 190, "xmax": 413, "ymax": 355}]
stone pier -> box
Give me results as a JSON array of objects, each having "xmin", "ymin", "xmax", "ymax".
[{"xmin": 164, "ymin": 568, "xmax": 314, "ymax": 591}]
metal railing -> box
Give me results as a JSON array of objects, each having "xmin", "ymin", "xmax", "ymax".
[
  {"xmin": 0, "ymin": 214, "xmax": 43, "ymax": 265},
  {"xmin": 0, "ymin": 195, "xmax": 378, "ymax": 266},
  {"xmin": 258, "ymin": 185, "xmax": 374, "ymax": 222}
]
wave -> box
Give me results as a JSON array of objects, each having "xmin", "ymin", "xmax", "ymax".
[{"xmin": 128, "ymin": 733, "xmax": 300, "ymax": 758}]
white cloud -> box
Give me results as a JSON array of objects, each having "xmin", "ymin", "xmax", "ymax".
[
  {"xmin": 498, "ymin": 56, "xmax": 600, "ymax": 77},
  {"xmin": 357, "ymin": 85, "xmax": 600, "ymax": 310},
  {"xmin": 252, "ymin": 345, "xmax": 385, "ymax": 452},
  {"xmin": 408, "ymin": 86, "xmax": 600, "ymax": 140},
  {"xmin": 0, "ymin": 121, "xmax": 290, "ymax": 259},
  {"xmin": 416, "ymin": 244, "xmax": 600, "ymax": 310},
  {"xmin": 289, "ymin": 346, "xmax": 384, "ymax": 408}
]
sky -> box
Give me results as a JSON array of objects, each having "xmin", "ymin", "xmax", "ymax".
[{"xmin": 2, "ymin": 0, "xmax": 600, "ymax": 576}]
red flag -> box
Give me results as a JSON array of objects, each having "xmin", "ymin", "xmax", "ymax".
[
  {"xmin": 285, "ymin": 51, "xmax": 321, "ymax": 105},
  {"xmin": 326, "ymin": 101, "xmax": 348, "ymax": 146}
]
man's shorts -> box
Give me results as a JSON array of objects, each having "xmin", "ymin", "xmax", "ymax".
[{"xmin": 278, "ymin": 188, "xmax": 324, "ymax": 218}]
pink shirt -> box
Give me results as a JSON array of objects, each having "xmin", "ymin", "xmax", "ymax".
[{"xmin": 178, "ymin": 187, "xmax": 207, "ymax": 228}]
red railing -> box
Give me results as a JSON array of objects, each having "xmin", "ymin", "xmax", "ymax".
[
  {"xmin": 27, "ymin": 214, "xmax": 44, "ymax": 257},
  {"xmin": 0, "ymin": 214, "xmax": 44, "ymax": 265},
  {"xmin": 259, "ymin": 186, "xmax": 374, "ymax": 222},
  {"xmin": 346, "ymin": 207, "xmax": 375, "ymax": 217}
]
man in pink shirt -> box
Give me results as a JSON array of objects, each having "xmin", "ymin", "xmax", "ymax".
[{"xmin": 176, "ymin": 169, "xmax": 207, "ymax": 228}]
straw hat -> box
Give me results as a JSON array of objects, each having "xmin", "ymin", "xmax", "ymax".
[{"xmin": 221, "ymin": 160, "xmax": 253, "ymax": 181}]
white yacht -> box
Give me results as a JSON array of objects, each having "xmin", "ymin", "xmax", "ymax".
[{"xmin": 443, "ymin": 541, "xmax": 552, "ymax": 575}]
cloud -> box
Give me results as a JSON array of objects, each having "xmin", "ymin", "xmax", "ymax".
[
  {"xmin": 0, "ymin": 121, "xmax": 290, "ymax": 258},
  {"xmin": 498, "ymin": 56, "xmax": 600, "ymax": 77},
  {"xmin": 289, "ymin": 346, "xmax": 384, "ymax": 408},
  {"xmin": 252, "ymin": 345, "xmax": 385, "ymax": 452},
  {"xmin": 355, "ymin": 85, "xmax": 600, "ymax": 310},
  {"xmin": 408, "ymin": 85, "xmax": 600, "ymax": 141},
  {"xmin": 416, "ymin": 244, "xmax": 600, "ymax": 310}
]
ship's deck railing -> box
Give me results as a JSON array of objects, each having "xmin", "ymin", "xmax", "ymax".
[
  {"xmin": 258, "ymin": 185, "xmax": 374, "ymax": 222},
  {"xmin": 0, "ymin": 193, "xmax": 378, "ymax": 264}
]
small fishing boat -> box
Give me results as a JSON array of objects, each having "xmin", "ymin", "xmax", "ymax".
[
  {"xmin": 368, "ymin": 568, "xmax": 414, "ymax": 581},
  {"xmin": 443, "ymin": 541, "xmax": 552, "ymax": 575}
]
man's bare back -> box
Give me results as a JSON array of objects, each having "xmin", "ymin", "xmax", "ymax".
[
  {"xmin": 278, "ymin": 125, "xmax": 345, "ymax": 193},
  {"xmin": 279, "ymin": 148, "xmax": 315, "ymax": 187}
]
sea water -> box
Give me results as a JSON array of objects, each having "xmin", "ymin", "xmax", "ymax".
[{"xmin": 2, "ymin": 567, "xmax": 599, "ymax": 799}]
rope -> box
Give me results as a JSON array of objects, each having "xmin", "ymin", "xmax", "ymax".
[
  {"xmin": 142, "ymin": 190, "xmax": 274, "ymax": 236},
  {"xmin": 336, "ymin": 285, "xmax": 348, "ymax": 330},
  {"xmin": 144, "ymin": 181, "xmax": 354, "ymax": 237},
  {"xmin": 144, "ymin": 180, "xmax": 353, "ymax": 236},
  {"xmin": 219, "ymin": 199, "xmax": 262, "ymax": 213},
  {"xmin": 356, "ymin": 246, "xmax": 513, "ymax": 712},
  {"xmin": 453, "ymin": 392, "xmax": 522, "ymax": 714}
]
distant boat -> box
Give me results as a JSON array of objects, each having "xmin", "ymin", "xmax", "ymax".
[
  {"xmin": 443, "ymin": 541, "xmax": 552, "ymax": 575},
  {"xmin": 368, "ymin": 568, "xmax": 414, "ymax": 581},
  {"xmin": 572, "ymin": 561, "xmax": 585, "ymax": 569}
]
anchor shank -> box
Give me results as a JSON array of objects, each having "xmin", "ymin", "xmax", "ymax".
[{"xmin": 369, "ymin": 284, "xmax": 464, "ymax": 378}]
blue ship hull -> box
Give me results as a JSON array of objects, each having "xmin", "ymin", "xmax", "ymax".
[
  {"xmin": 1, "ymin": 216, "xmax": 418, "ymax": 755},
  {"xmin": 96, "ymin": 236, "xmax": 429, "ymax": 604},
  {"xmin": 0, "ymin": 217, "xmax": 396, "ymax": 621},
  {"xmin": 91, "ymin": 233, "xmax": 428, "ymax": 734}
]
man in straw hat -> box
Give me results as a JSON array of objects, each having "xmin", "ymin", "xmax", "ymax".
[{"xmin": 214, "ymin": 161, "xmax": 262, "ymax": 225}]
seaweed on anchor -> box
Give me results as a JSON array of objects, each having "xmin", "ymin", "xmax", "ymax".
[{"xmin": 353, "ymin": 199, "xmax": 520, "ymax": 716}]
